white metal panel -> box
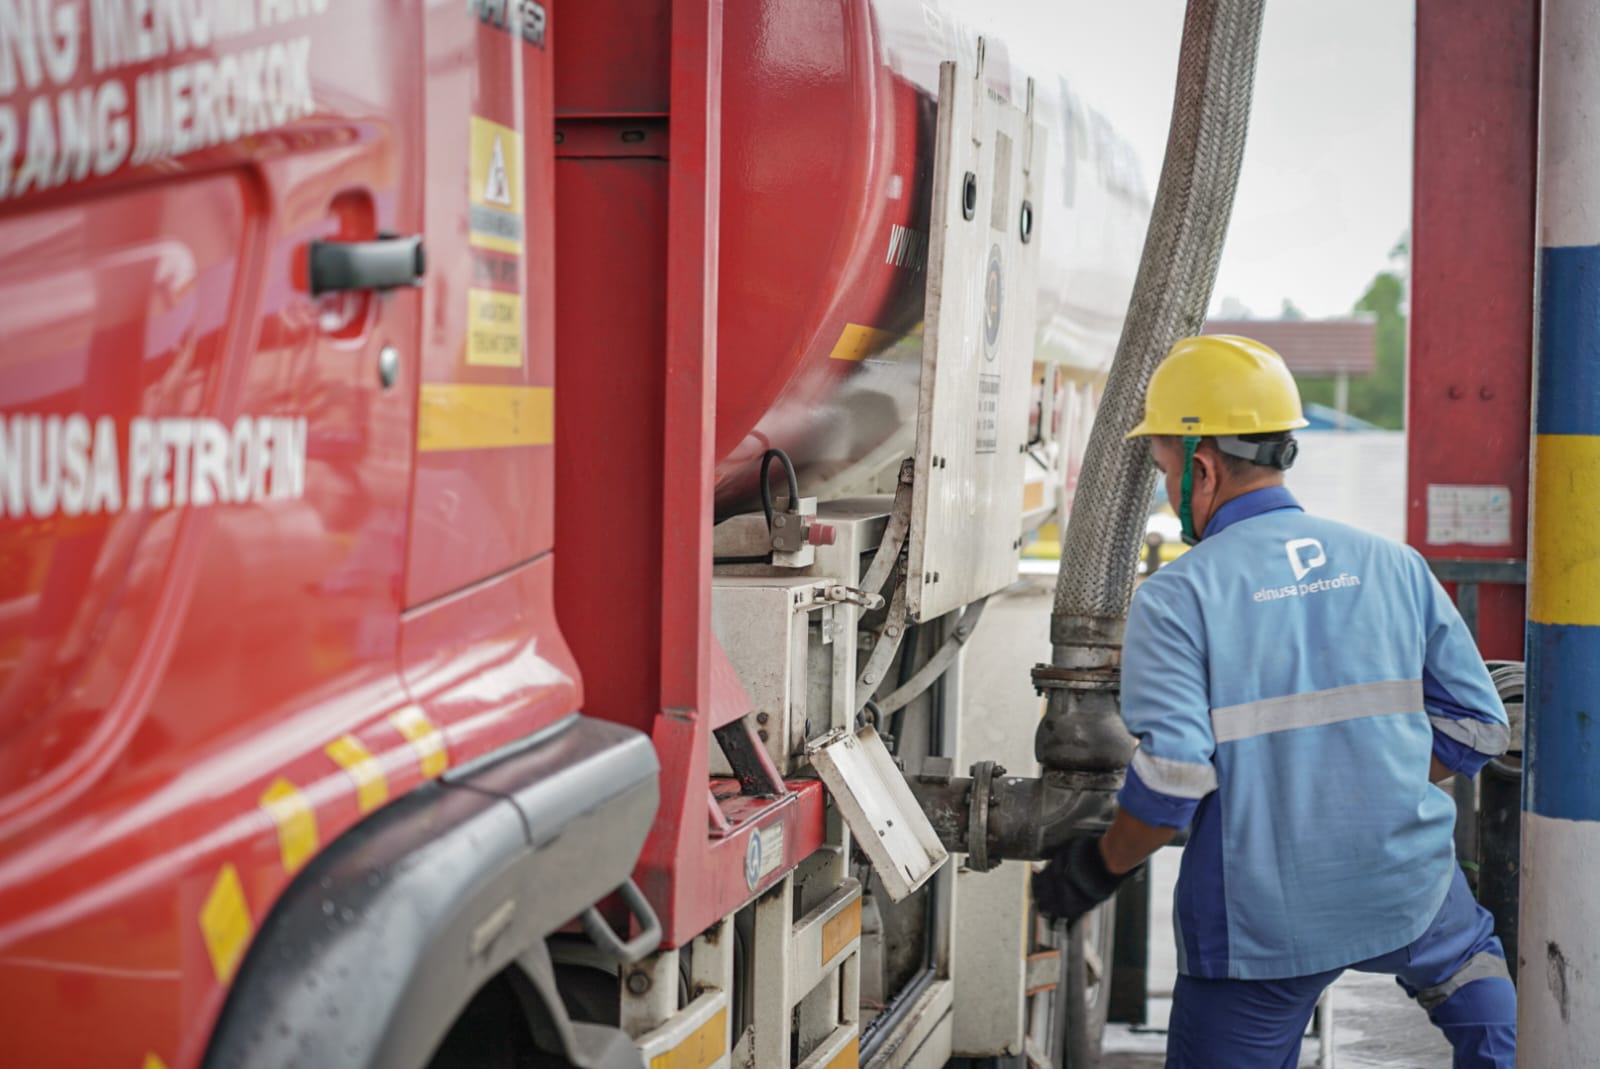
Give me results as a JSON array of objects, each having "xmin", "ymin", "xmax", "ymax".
[
  {"xmin": 809, "ymin": 726, "xmax": 949, "ymax": 901},
  {"xmin": 711, "ymin": 576, "xmax": 828, "ymax": 773},
  {"xmin": 634, "ymin": 990, "xmax": 731, "ymax": 1069},
  {"xmin": 788, "ymin": 880, "xmax": 863, "ymax": 997},
  {"xmin": 951, "ymin": 577, "xmax": 1051, "ymax": 1055},
  {"xmin": 621, "ymin": 948, "xmax": 681, "ymax": 1037},
  {"xmin": 908, "ymin": 40, "xmax": 1047, "ymax": 621},
  {"xmin": 864, "ymin": 980, "xmax": 956, "ymax": 1069},
  {"xmin": 795, "ymin": 1025, "xmax": 858, "ymax": 1069}
]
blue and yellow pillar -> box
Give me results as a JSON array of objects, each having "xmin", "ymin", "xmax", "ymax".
[{"xmin": 1522, "ymin": 1, "xmax": 1600, "ymax": 1057}]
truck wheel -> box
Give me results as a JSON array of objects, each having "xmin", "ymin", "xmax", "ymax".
[
  {"xmin": 1054, "ymin": 900, "xmax": 1116, "ymax": 1067},
  {"xmin": 427, "ymin": 971, "xmax": 556, "ymax": 1068}
]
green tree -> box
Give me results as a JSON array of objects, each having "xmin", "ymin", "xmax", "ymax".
[{"xmin": 1291, "ymin": 270, "xmax": 1406, "ymax": 429}]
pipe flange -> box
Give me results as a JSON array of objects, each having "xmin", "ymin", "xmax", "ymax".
[
  {"xmin": 1030, "ymin": 663, "xmax": 1121, "ymax": 694},
  {"xmin": 967, "ymin": 760, "xmax": 1006, "ymax": 872}
]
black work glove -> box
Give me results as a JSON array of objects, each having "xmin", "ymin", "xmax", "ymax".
[{"xmin": 1031, "ymin": 834, "xmax": 1131, "ymax": 925}]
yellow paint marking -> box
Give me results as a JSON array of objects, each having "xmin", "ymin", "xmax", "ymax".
[
  {"xmin": 326, "ymin": 735, "xmax": 389, "ymax": 814},
  {"xmin": 821, "ymin": 897, "xmax": 862, "ymax": 966},
  {"xmin": 391, "ymin": 706, "xmax": 450, "ymax": 778},
  {"xmin": 1531, "ymin": 434, "xmax": 1600, "ymax": 626},
  {"xmin": 468, "ymin": 231, "xmax": 524, "ymax": 255},
  {"xmin": 199, "ymin": 863, "xmax": 252, "ymax": 984},
  {"xmin": 259, "ymin": 778, "xmax": 320, "ymax": 876},
  {"xmin": 824, "ymin": 1038, "xmax": 859, "ymax": 1069},
  {"xmin": 143, "ymin": 1055, "xmax": 170, "ymax": 1069},
  {"xmin": 648, "ymin": 1008, "xmax": 727, "ymax": 1069},
  {"xmin": 466, "ymin": 289, "xmax": 524, "ymax": 367},
  {"xmin": 418, "ymin": 384, "xmax": 553, "ymax": 453},
  {"xmin": 828, "ymin": 323, "xmax": 897, "ymax": 362}
]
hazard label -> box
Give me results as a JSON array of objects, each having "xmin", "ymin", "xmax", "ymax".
[
  {"xmin": 484, "ymin": 136, "xmax": 513, "ymax": 206},
  {"xmin": 466, "ymin": 115, "xmax": 524, "ymax": 367},
  {"xmin": 469, "ymin": 116, "xmax": 522, "ymax": 252}
]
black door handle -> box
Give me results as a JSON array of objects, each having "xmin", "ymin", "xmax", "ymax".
[{"xmin": 308, "ymin": 234, "xmax": 426, "ymax": 295}]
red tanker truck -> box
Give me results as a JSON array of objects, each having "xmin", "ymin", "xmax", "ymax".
[{"xmin": 0, "ymin": 0, "xmax": 1147, "ymax": 1065}]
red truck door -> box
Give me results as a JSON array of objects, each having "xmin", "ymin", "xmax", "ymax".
[{"xmin": 0, "ymin": 6, "xmax": 429, "ymax": 1065}]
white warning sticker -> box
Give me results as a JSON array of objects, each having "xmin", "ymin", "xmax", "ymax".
[
  {"xmin": 483, "ymin": 132, "xmax": 511, "ymax": 206},
  {"xmin": 1426, "ymin": 484, "xmax": 1513, "ymax": 546}
]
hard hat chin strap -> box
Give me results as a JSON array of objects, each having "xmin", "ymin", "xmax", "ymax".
[{"xmin": 1179, "ymin": 435, "xmax": 1201, "ymax": 546}]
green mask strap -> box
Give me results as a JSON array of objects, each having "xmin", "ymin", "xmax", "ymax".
[{"xmin": 1179, "ymin": 435, "xmax": 1202, "ymax": 546}]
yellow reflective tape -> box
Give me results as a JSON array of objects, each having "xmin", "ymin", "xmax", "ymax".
[
  {"xmin": 466, "ymin": 289, "xmax": 524, "ymax": 367},
  {"xmin": 199, "ymin": 863, "xmax": 252, "ymax": 984},
  {"xmin": 325, "ymin": 735, "xmax": 389, "ymax": 814},
  {"xmin": 824, "ymin": 1038, "xmax": 859, "ymax": 1069},
  {"xmin": 391, "ymin": 706, "xmax": 450, "ymax": 778},
  {"xmin": 1530, "ymin": 434, "xmax": 1600, "ymax": 626},
  {"xmin": 648, "ymin": 1008, "xmax": 727, "ymax": 1069},
  {"xmin": 259, "ymin": 778, "xmax": 320, "ymax": 876},
  {"xmin": 828, "ymin": 323, "xmax": 897, "ymax": 362},
  {"xmin": 418, "ymin": 384, "xmax": 553, "ymax": 453},
  {"xmin": 470, "ymin": 116, "xmax": 523, "ymax": 215},
  {"xmin": 143, "ymin": 1055, "xmax": 169, "ymax": 1069},
  {"xmin": 821, "ymin": 897, "xmax": 861, "ymax": 966}
]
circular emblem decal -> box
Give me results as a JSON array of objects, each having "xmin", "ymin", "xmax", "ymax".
[
  {"xmin": 983, "ymin": 245, "xmax": 1004, "ymax": 358},
  {"xmin": 745, "ymin": 831, "xmax": 763, "ymax": 890}
]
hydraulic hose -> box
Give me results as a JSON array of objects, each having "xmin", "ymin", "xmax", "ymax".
[{"xmin": 1036, "ymin": 0, "xmax": 1265, "ymax": 773}]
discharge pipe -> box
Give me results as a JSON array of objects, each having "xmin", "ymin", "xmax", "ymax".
[
  {"xmin": 1035, "ymin": 0, "xmax": 1263, "ymax": 781},
  {"xmin": 909, "ymin": 0, "xmax": 1264, "ymax": 867}
]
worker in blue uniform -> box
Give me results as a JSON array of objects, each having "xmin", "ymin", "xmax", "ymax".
[{"xmin": 1034, "ymin": 335, "xmax": 1517, "ymax": 1067}]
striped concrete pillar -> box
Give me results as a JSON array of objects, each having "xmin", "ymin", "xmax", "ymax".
[{"xmin": 1521, "ymin": 1, "xmax": 1600, "ymax": 1059}]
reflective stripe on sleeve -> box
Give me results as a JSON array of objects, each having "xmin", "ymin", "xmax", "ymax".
[
  {"xmin": 1429, "ymin": 715, "xmax": 1511, "ymax": 757},
  {"xmin": 1130, "ymin": 747, "xmax": 1218, "ymax": 799},
  {"xmin": 1210, "ymin": 679, "xmax": 1424, "ymax": 744}
]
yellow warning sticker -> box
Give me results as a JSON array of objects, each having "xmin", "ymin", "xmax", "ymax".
[
  {"xmin": 821, "ymin": 897, "xmax": 862, "ymax": 966},
  {"xmin": 649, "ymin": 1008, "xmax": 728, "ymax": 1069},
  {"xmin": 199, "ymin": 863, "xmax": 252, "ymax": 985},
  {"xmin": 390, "ymin": 706, "xmax": 450, "ymax": 779},
  {"xmin": 259, "ymin": 778, "xmax": 319, "ymax": 876},
  {"xmin": 470, "ymin": 116, "xmax": 523, "ymax": 253},
  {"xmin": 467, "ymin": 288, "xmax": 524, "ymax": 367},
  {"xmin": 828, "ymin": 322, "xmax": 897, "ymax": 362},
  {"xmin": 824, "ymin": 1040, "xmax": 860, "ymax": 1069},
  {"xmin": 418, "ymin": 384, "xmax": 554, "ymax": 452},
  {"xmin": 325, "ymin": 735, "xmax": 389, "ymax": 814},
  {"xmin": 1022, "ymin": 478, "xmax": 1046, "ymax": 512}
]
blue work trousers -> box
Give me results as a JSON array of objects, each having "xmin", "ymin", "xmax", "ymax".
[{"xmin": 1165, "ymin": 866, "xmax": 1515, "ymax": 1068}]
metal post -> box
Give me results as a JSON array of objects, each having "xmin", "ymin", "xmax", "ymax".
[
  {"xmin": 1522, "ymin": 1, "xmax": 1600, "ymax": 1057},
  {"xmin": 1333, "ymin": 371, "xmax": 1349, "ymax": 431},
  {"xmin": 1108, "ymin": 867, "xmax": 1151, "ymax": 1025}
]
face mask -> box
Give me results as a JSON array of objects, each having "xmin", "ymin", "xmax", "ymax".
[{"xmin": 1178, "ymin": 435, "xmax": 1201, "ymax": 546}]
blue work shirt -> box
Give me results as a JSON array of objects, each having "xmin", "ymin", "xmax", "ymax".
[{"xmin": 1117, "ymin": 486, "xmax": 1509, "ymax": 980}]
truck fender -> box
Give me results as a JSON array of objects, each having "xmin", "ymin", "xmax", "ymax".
[{"xmin": 203, "ymin": 714, "xmax": 658, "ymax": 1069}]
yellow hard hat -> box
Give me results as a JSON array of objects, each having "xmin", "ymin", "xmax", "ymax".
[{"xmin": 1125, "ymin": 334, "xmax": 1310, "ymax": 439}]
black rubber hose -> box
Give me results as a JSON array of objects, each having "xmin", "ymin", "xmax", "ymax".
[
  {"xmin": 759, "ymin": 448, "xmax": 800, "ymax": 530},
  {"xmin": 887, "ymin": 623, "xmax": 921, "ymax": 754},
  {"xmin": 718, "ymin": 448, "xmax": 800, "ymax": 566}
]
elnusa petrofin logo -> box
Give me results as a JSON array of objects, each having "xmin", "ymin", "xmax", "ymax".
[{"xmin": 1254, "ymin": 537, "xmax": 1363, "ymax": 602}]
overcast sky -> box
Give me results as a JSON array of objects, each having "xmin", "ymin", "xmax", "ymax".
[{"xmin": 977, "ymin": 0, "xmax": 1416, "ymax": 319}]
